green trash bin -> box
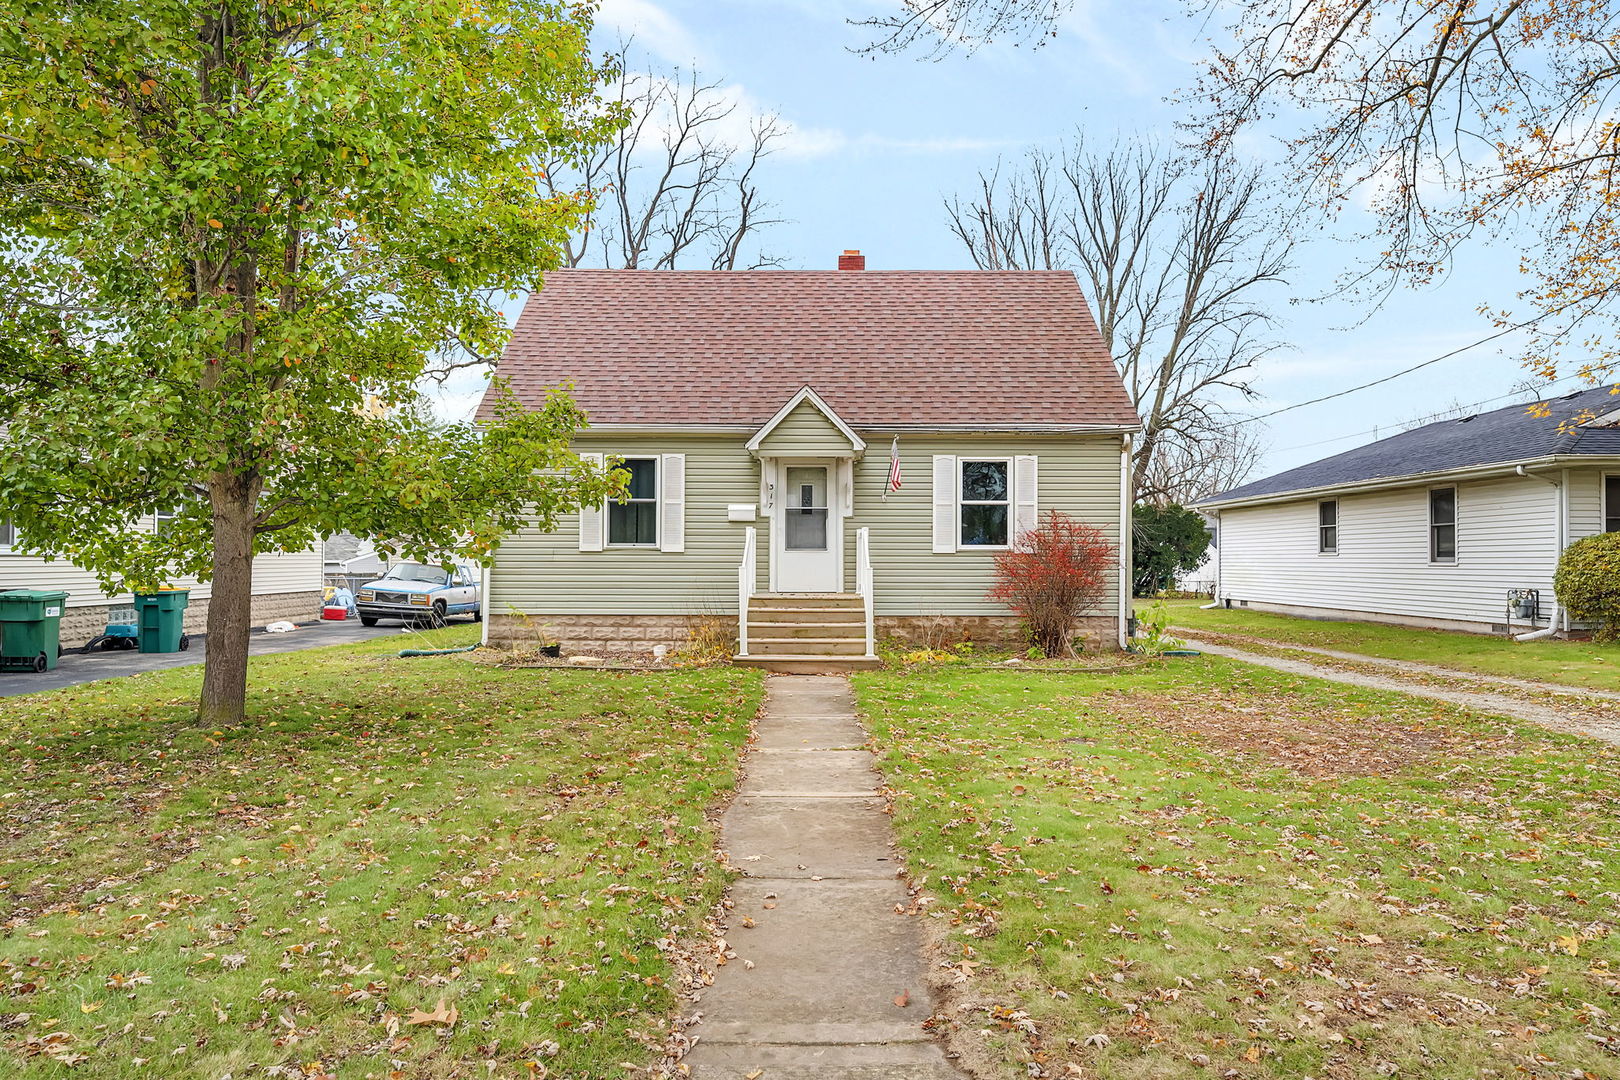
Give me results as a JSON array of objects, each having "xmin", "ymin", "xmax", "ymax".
[
  {"xmin": 133, "ymin": 589, "xmax": 191, "ymax": 654},
  {"xmin": 0, "ymin": 589, "xmax": 69, "ymax": 673}
]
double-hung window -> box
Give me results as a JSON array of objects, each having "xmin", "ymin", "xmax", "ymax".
[
  {"xmin": 608, "ymin": 458, "xmax": 658, "ymax": 546},
  {"xmin": 1317, "ymin": 499, "xmax": 1338, "ymax": 553},
  {"xmin": 0, "ymin": 518, "xmax": 14, "ymax": 551},
  {"xmin": 1429, "ymin": 487, "xmax": 1457, "ymax": 563},
  {"xmin": 1605, "ymin": 475, "xmax": 1620, "ymax": 533},
  {"xmin": 960, "ymin": 459, "xmax": 1011, "ymax": 547},
  {"xmin": 152, "ymin": 508, "xmax": 177, "ymax": 536}
]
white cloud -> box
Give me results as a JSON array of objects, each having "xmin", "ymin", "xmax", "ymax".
[
  {"xmin": 596, "ymin": 0, "xmax": 705, "ymax": 64},
  {"xmin": 776, "ymin": 127, "xmax": 1017, "ymax": 159}
]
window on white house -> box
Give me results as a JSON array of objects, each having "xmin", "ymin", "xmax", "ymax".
[
  {"xmin": 960, "ymin": 459, "xmax": 1010, "ymax": 547},
  {"xmin": 0, "ymin": 518, "xmax": 14, "ymax": 550},
  {"xmin": 607, "ymin": 458, "xmax": 658, "ymax": 546},
  {"xmin": 153, "ymin": 508, "xmax": 177, "ymax": 536},
  {"xmin": 1318, "ymin": 499, "xmax": 1338, "ymax": 553},
  {"xmin": 1605, "ymin": 475, "xmax": 1620, "ymax": 533},
  {"xmin": 1429, "ymin": 487, "xmax": 1457, "ymax": 562}
]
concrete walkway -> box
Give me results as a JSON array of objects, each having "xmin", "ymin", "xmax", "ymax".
[
  {"xmin": 1183, "ymin": 635, "xmax": 1620, "ymax": 747},
  {"xmin": 0, "ymin": 618, "xmax": 420, "ymax": 698},
  {"xmin": 682, "ymin": 675, "xmax": 960, "ymax": 1079}
]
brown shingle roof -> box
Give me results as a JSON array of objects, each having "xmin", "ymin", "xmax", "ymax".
[{"xmin": 475, "ymin": 269, "xmax": 1141, "ymax": 429}]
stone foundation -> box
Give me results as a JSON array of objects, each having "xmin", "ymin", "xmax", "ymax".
[
  {"xmin": 484, "ymin": 612, "xmax": 1123, "ymax": 655},
  {"xmin": 485, "ymin": 613, "xmax": 737, "ymax": 654},
  {"xmin": 56, "ymin": 590, "xmax": 325, "ymax": 650},
  {"xmin": 876, "ymin": 614, "xmax": 1120, "ymax": 653}
]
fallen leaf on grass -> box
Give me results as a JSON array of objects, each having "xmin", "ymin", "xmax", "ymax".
[{"xmin": 406, "ymin": 998, "xmax": 458, "ymax": 1027}]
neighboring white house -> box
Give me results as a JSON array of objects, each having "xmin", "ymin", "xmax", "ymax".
[
  {"xmin": 0, "ymin": 515, "xmax": 324, "ymax": 648},
  {"xmin": 1195, "ymin": 386, "xmax": 1620, "ymax": 636},
  {"xmin": 1174, "ymin": 512, "xmax": 1219, "ymax": 594}
]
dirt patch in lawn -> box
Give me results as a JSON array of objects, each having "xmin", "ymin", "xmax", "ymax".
[{"xmin": 1113, "ymin": 689, "xmax": 1514, "ymax": 779}]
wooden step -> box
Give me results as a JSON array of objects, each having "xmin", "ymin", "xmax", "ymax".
[
  {"xmin": 748, "ymin": 637, "xmax": 871, "ymax": 656},
  {"xmin": 733, "ymin": 654, "xmax": 883, "ymax": 673},
  {"xmin": 749, "ymin": 595, "xmax": 864, "ymax": 610},
  {"xmin": 747, "ymin": 621, "xmax": 866, "ymax": 639}
]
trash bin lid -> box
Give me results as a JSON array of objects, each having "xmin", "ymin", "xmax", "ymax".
[{"xmin": 0, "ymin": 589, "xmax": 69, "ymax": 602}]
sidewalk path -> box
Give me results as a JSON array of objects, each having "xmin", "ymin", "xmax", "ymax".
[
  {"xmin": 1182, "ymin": 636, "xmax": 1620, "ymax": 747},
  {"xmin": 681, "ymin": 675, "xmax": 961, "ymax": 1079},
  {"xmin": 0, "ymin": 618, "xmax": 412, "ymax": 699}
]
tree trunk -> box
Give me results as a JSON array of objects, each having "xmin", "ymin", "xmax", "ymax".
[{"xmin": 199, "ymin": 476, "xmax": 260, "ymax": 727}]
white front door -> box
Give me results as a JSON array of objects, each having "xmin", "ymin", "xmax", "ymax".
[{"xmin": 773, "ymin": 460, "xmax": 842, "ymax": 592}]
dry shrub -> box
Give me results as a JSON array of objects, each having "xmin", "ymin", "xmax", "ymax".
[
  {"xmin": 680, "ymin": 613, "xmax": 735, "ymax": 665},
  {"xmin": 987, "ymin": 510, "xmax": 1114, "ymax": 658}
]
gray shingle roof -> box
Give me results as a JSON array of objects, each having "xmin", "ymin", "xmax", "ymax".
[{"xmin": 1203, "ymin": 385, "xmax": 1620, "ymax": 505}]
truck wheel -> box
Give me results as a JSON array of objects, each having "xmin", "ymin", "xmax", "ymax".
[
  {"xmin": 360, "ymin": 616, "xmax": 378, "ymax": 627},
  {"xmin": 472, "ymin": 607, "xmax": 482, "ymax": 622},
  {"xmin": 429, "ymin": 602, "xmax": 447, "ymax": 629}
]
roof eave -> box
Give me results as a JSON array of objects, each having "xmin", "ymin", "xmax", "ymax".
[{"xmin": 1195, "ymin": 454, "xmax": 1620, "ymax": 510}]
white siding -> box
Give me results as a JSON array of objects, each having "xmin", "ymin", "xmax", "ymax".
[
  {"xmin": 1567, "ymin": 466, "xmax": 1608, "ymax": 540},
  {"xmin": 1216, "ymin": 474, "xmax": 1559, "ymax": 629},
  {"xmin": 0, "ymin": 534, "xmax": 325, "ymax": 608}
]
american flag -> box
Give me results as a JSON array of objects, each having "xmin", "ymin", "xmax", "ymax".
[{"xmin": 884, "ymin": 436, "xmax": 902, "ymax": 499}]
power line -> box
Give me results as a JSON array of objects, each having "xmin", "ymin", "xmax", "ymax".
[
  {"xmin": 1269, "ymin": 372, "xmax": 1588, "ymax": 454},
  {"xmin": 1232, "ymin": 318, "xmax": 1535, "ymax": 428}
]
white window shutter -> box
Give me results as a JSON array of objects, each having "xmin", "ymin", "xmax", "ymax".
[
  {"xmin": 1014, "ymin": 455, "xmax": 1039, "ymax": 546},
  {"xmin": 660, "ymin": 453, "xmax": 686, "ymax": 552},
  {"xmin": 932, "ymin": 455, "xmax": 957, "ymax": 553},
  {"xmin": 578, "ymin": 452, "xmax": 605, "ymax": 552}
]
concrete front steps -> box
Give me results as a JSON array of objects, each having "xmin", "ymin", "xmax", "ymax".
[{"xmin": 735, "ymin": 593, "xmax": 881, "ymax": 673}]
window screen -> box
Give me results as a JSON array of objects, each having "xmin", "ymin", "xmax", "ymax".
[
  {"xmin": 1429, "ymin": 487, "xmax": 1456, "ymax": 562},
  {"xmin": 608, "ymin": 458, "xmax": 658, "ymax": 546},
  {"xmin": 960, "ymin": 460, "xmax": 1010, "ymax": 546},
  {"xmin": 1318, "ymin": 499, "xmax": 1337, "ymax": 552},
  {"xmin": 784, "ymin": 466, "xmax": 829, "ymax": 551}
]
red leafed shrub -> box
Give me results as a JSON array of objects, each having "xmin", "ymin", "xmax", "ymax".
[{"xmin": 987, "ymin": 510, "xmax": 1115, "ymax": 657}]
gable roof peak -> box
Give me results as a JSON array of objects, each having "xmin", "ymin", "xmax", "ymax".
[{"xmin": 745, "ymin": 385, "xmax": 867, "ymax": 455}]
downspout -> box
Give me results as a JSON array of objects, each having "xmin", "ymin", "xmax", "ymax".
[
  {"xmin": 479, "ymin": 562, "xmax": 491, "ymax": 648},
  {"xmin": 1200, "ymin": 508, "xmax": 1221, "ymax": 609},
  {"xmin": 1119, "ymin": 434, "xmax": 1132, "ymax": 649},
  {"xmin": 1513, "ymin": 464, "xmax": 1565, "ymax": 641}
]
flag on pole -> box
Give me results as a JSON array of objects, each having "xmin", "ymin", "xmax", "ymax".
[{"xmin": 884, "ymin": 435, "xmax": 902, "ymax": 500}]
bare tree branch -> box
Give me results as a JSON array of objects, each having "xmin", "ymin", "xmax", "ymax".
[
  {"xmin": 537, "ymin": 45, "xmax": 789, "ymax": 272},
  {"xmin": 946, "ymin": 136, "xmax": 1289, "ymax": 503}
]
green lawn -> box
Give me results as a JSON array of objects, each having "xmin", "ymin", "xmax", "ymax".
[
  {"xmin": 0, "ymin": 628, "xmax": 762, "ymax": 1078},
  {"xmin": 1161, "ymin": 597, "xmax": 1620, "ymax": 692},
  {"xmin": 856, "ymin": 658, "xmax": 1620, "ymax": 1079}
]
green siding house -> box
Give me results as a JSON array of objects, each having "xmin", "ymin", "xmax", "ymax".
[{"xmin": 476, "ymin": 253, "xmax": 1141, "ymax": 668}]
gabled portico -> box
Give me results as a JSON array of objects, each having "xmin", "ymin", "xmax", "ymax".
[
  {"xmin": 738, "ymin": 387, "xmax": 878, "ymax": 669},
  {"xmin": 746, "ymin": 387, "xmax": 865, "ymax": 595}
]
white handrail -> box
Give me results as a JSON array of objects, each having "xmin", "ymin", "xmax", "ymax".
[
  {"xmin": 855, "ymin": 527, "xmax": 874, "ymax": 658},
  {"xmin": 737, "ymin": 526, "xmax": 757, "ymax": 656}
]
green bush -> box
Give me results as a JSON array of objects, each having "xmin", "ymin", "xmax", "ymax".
[{"xmin": 1554, "ymin": 531, "xmax": 1620, "ymax": 641}]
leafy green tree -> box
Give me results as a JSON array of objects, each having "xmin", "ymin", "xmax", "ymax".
[
  {"xmin": 0, "ymin": 2, "xmax": 622, "ymax": 725},
  {"xmin": 1132, "ymin": 503, "xmax": 1210, "ymax": 596}
]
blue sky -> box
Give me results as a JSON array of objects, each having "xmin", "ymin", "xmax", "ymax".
[{"xmin": 438, "ymin": 0, "xmax": 1560, "ymax": 482}]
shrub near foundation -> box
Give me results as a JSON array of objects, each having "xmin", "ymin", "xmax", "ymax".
[
  {"xmin": 1554, "ymin": 531, "xmax": 1620, "ymax": 641},
  {"xmin": 987, "ymin": 510, "xmax": 1114, "ymax": 658}
]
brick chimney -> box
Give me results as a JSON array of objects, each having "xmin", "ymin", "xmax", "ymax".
[{"xmin": 837, "ymin": 249, "xmax": 865, "ymax": 271}]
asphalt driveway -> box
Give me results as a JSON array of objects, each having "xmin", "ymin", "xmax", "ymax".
[{"xmin": 0, "ymin": 618, "xmax": 436, "ymax": 698}]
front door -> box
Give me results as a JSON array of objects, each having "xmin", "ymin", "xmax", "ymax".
[{"xmin": 774, "ymin": 461, "xmax": 842, "ymax": 592}]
